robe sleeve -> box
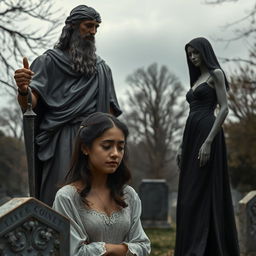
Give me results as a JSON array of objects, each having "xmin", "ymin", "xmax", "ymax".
[
  {"xmin": 123, "ymin": 187, "xmax": 151, "ymax": 256},
  {"xmin": 52, "ymin": 188, "xmax": 107, "ymax": 256},
  {"xmin": 109, "ymin": 69, "xmax": 122, "ymax": 117},
  {"xmin": 104, "ymin": 64, "xmax": 122, "ymax": 117},
  {"xmin": 29, "ymin": 54, "xmax": 52, "ymax": 103}
]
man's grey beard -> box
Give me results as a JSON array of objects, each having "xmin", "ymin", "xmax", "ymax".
[{"xmin": 69, "ymin": 30, "xmax": 97, "ymax": 75}]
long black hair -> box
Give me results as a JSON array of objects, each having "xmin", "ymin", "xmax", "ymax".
[
  {"xmin": 64, "ymin": 112, "xmax": 131, "ymax": 208},
  {"xmin": 185, "ymin": 37, "xmax": 229, "ymax": 90},
  {"xmin": 54, "ymin": 24, "xmax": 74, "ymax": 51}
]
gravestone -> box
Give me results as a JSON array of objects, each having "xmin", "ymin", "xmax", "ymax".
[
  {"xmin": 0, "ymin": 197, "xmax": 70, "ymax": 255},
  {"xmin": 139, "ymin": 179, "xmax": 170, "ymax": 228},
  {"xmin": 238, "ymin": 191, "xmax": 256, "ymax": 256}
]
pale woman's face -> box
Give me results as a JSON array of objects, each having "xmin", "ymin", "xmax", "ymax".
[
  {"xmin": 83, "ymin": 126, "xmax": 125, "ymax": 176},
  {"xmin": 187, "ymin": 45, "xmax": 203, "ymax": 67}
]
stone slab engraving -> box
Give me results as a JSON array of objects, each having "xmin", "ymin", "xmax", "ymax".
[
  {"xmin": 0, "ymin": 197, "xmax": 70, "ymax": 256},
  {"xmin": 139, "ymin": 179, "xmax": 170, "ymax": 228},
  {"xmin": 238, "ymin": 191, "xmax": 256, "ymax": 256}
]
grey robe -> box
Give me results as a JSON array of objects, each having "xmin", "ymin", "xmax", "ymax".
[{"xmin": 30, "ymin": 48, "xmax": 122, "ymax": 205}]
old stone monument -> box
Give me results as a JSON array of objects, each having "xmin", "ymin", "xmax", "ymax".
[
  {"xmin": 0, "ymin": 89, "xmax": 70, "ymax": 255},
  {"xmin": 0, "ymin": 197, "xmax": 70, "ymax": 255},
  {"xmin": 238, "ymin": 190, "xmax": 256, "ymax": 256},
  {"xmin": 139, "ymin": 179, "xmax": 170, "ymax": 228}
]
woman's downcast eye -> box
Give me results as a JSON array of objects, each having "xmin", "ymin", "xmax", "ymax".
[
  {"xmin": 102, "ymin": 145, "xmax": 111, "ymax": 150},
  {"xmin": 101, "ymin": 144, "xmax": 124, "ymax": 152}
]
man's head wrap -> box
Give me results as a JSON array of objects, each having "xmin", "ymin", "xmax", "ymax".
[{"xmin": 65, "ymin": 5, "xmax": 101, "ymax": 24}]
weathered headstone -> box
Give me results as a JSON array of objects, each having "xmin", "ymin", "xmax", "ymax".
[
  {"xmin": 0, "ymin": 197, "xmax": 70, "ymax": 256},
  {"xmin": 139, "ymin": 179, "xmax": 170, "ymax": 228},
  {"xmin": 238, "ymin": 191, "xmax": 256, "ymax": 256}
]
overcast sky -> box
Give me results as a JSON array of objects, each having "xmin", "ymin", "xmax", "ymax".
[
  {"xmin": 51, "ymin": 0, "xmax": 253, "ymax": 102},
  {"xmin": 2, "ymin": 0, "xmax": 253, "ymax": 106}
]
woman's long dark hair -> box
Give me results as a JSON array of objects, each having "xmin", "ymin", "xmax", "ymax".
[
  {"xmin": 64, "ymin": 112, "xmax": 131, "ymax": 208},
  {"xmin": 185, "ymin": 37, "xmax": 229, "ymax": 90}
]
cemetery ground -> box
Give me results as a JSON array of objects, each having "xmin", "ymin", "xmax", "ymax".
[{"xmin": 145, "ymin": 226, "xmax": 176, "ymax": 256}]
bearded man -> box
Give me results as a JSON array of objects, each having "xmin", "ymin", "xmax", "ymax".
[{"xmin": 14, "ymin": 5, "xmax": 122, "ymax": 206}]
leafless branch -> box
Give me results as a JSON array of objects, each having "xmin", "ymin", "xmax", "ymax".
[
  {"xmin": 204, "ymin": 0, "xmax": 238, "ymax": 4},
  {"xmin": 0, "ymin": 79, "xmax": 16, "ymax": 91},
  {"xmin": 220, "ymin": 57, "xmax": 256, "ymax": 66},
  {"xmin": 0, "ymin": 0, "xmax": 63, "ymax": 94}
]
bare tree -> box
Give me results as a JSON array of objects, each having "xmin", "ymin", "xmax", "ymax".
[
  {"xmin": 205, "ymin": 0, "xmax": 256, "ymax": 65},
  {"xmin": 124, "ymin": 63, "xmax": 186, "ymax": 179},
  {"xmin": 0, "ymin": 0, "xmax": 62, "ymax": 96},
  {"xmin": 0, "ymin": 0, "xmax": 62, "ymax": 141},
  {"xmin": 223, "ymin": 66, "xmax": 256, "ymax": 191},
  {"xmin": 228, "ymin": 66, "xmax": 256, "ymax": 121},
  {"xmin": 203, "ymin": 0, "xmax": 256, "ymax": 191},
  {"xmin": 0, "ymin": 132, "xmax": 28, "ymax": 196},
  {"xmin": 204, "ymin": 0, "xmax": 256, "ymax": 122},
  {"xmin": 0, "ymin": 100, "xmax": 24, "ymax": 140}
]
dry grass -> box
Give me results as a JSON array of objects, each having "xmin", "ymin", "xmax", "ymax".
[{"xmin": 144, "ymin": 227, "xmax": 176, "ymax": 256}]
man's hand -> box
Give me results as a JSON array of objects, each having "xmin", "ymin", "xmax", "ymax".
[
  {"xmin": 15, "ymin": 57, "xmax": 39, "ymax": 110},
  {"xmin": 14, "ymin": 57, "xmax": 34, "ymax": 93}
]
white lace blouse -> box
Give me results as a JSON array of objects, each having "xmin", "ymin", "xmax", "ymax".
[{"xmin": 52, "ymin": 185, "xmax": 151, "ymax": 256}]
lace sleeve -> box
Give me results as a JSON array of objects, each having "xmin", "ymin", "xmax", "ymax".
[{"xmin": 123, "ymin": 187, "xmax": 151, "ymax": 256}]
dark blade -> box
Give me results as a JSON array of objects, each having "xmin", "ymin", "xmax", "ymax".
[{"xmin": 23, "ymin": 87, "xmax": 37, "ymax": 197}]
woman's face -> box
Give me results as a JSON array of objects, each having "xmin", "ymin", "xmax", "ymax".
[
  {"xmin": 83, "ymin": 126, "xmax": 125, "ymax": 176},
  {"xmin": 187, "ymin": 45, "xmax": 203, "ymax": 67}
]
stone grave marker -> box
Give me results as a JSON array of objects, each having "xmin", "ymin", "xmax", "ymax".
[
  {"xmin": 139, "ymin": 179, "xmax": 170, "ymax": 228},
  {"xmin": 238, "ymin": 190, "xmax": 256, "ymax": 256},
  {"xmin": 0, "ymin": 197, "xmax": 70, "ymax": 256}
]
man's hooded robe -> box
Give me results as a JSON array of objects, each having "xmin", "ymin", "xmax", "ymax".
[{"xmin": 30, "ymin": 48, "xmax": 122, "ymax": 205}]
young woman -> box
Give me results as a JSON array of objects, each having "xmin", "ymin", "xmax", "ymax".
[
  {"xmin": 175, "ymin": 37, "xmax": 239, "ymax": 255},
  {"xmin": 52, "ymin": 112, "xmax": 150, "ymax": 256}
]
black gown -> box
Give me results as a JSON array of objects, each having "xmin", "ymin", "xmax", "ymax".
[{"xmin": 174, "ymin": 83, "xmax": 239, "ymax": 256}]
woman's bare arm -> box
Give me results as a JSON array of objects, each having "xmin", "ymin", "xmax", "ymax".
[{"xmin": 198, "ymin": 69, "xmax": 229, "ymax": 166}]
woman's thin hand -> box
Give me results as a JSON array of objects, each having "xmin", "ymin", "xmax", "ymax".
[{"xmin": 198, "ymin": 141, "xmax": 211, "ymax": 167}]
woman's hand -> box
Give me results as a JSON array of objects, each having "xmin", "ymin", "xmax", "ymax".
[
  {"xmin": 104, "ymin": 243, "xmax": 128, "ymax": 256},
  {"xmin": 198, "ymin": 140, "xmax": 211, "ymax": 167}
]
